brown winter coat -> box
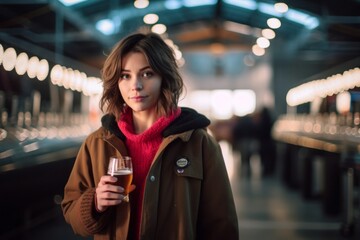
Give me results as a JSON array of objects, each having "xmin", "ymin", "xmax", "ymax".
[{"xmin": 61, "ymin": 108, "xmax": 239, "ymax": 240}]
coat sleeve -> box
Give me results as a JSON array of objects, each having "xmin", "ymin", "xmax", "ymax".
[
  {"xmin": 197, "ymin": 130, "xmax": 239, "ymax": 239},
  {"xmin": 61, "ymin": 136, "xmax": 112, "ymax": 236}
]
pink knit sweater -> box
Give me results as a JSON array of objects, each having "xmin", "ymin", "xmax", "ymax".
[{"xmin": 117, "ymin": 108, "xmax": 181, "ymax": 239}]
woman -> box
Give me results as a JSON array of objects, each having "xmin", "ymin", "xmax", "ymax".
[{"xmin": 61, "ymin": 32, "xmax": 239, "ymax": 240}]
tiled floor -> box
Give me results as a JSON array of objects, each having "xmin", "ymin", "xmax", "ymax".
[
  {"xmin": 230, "ymin": 150, "xmax": 359, "ymax": 240},
  {"xmin": 234, "ymin": 176, "xmax": 351, "ymax": 240},
  {"xmin": 4, "ymin": 143, "xmax": 360, "ymax": 240}
]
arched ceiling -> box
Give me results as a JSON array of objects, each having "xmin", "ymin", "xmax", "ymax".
[{"xmin": 0, "ymin": 0, "xmax": 359, "ymax": 74}]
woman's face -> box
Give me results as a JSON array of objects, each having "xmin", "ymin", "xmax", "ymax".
[{"xmin": 118, "ymin": 51, "xmax": 162, "ymax": 114}]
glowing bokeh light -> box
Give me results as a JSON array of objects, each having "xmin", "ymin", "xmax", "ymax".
[
  {"xmin": 3, "ymin": 47, "xmax": 17, "ymax": 71},
  {"xmin": 15, "ymin": 52, "xmax": 29, "ymax": 75}
]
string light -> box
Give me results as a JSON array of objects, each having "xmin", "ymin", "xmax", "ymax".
[
  {"xmin": 37, "ymin": 59, "xmax": 49, "ymax": 81},
  {"xmin": 27, "ymin": 56, "xmax": 39, "ymax": 79},
  {"xmin": 252, "ymin": 44, "xmax": 265, "ymax": 56},
  {"xmin": 143, "ymin": 13, "xmax": 159, "ymax": 24},
  {"xmin": 286, "ymin": 67, "xmax": 360, "ymax": 106},
  {"xmin": 274, "ymin": 2, "xmax": 288, "ymax": 13},
  {"xmin": 15, "ymin": 52, "xmax": 29, "ymax": 75},
  {"xmin": 262, "ymin": 28, "xmax": 276, "ymax": 39},
  {"xmin": 151, "ymin": 23, "xmax": 167, "ymax": 34},
  {"xmin": 0, "ymin": 44, "xmax": 102, "ymax": 96},
  {"xmin": 134, "ymin": 0, "xmax": 149, "ymax": 9},
  {"xmin": 256, "ymin": 37, "xmax": 270, "ymax": 48},
  {"xmin": 267, "ymin": 18, "xmax": 281, "ymax": 29},
  {"xmin": 3, "ymin": 47, "xmax": 17, "ymax": 71}
]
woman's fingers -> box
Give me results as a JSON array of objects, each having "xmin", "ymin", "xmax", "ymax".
[
  {"xmin": 95, "ymin": 176, "xmax": 128, "ymax": 211},
  {"xmin": 101, "ymin": 183, "xmax": 123, "ymax": 192},
  {"xmin": 96, "ymin": 184, "xmax": 124, "ymax": 199},
  {"xmin": 99, "ymin": 175, "xmax": 118, "ymax": 186},
  {"xmin": 97, "ymin": 191, "xmax": 123, "ymax": 205}
]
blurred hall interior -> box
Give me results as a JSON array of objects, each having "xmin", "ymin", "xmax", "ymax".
[
  {"xmin": 1, "ymin": 0, "xmax": 360, "ymax": 240},
  {"xmin": 1, "ymin": 138, "xmax": 359, "ymax": 240}
]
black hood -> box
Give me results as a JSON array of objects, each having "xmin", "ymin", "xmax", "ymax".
[
  {"xmin": 101, "ymin": 107, "xmax": 210, "ymax": 140},
  {"xmin": 163, "ymin": 107, "xmax": 210, "ymax": 137}
]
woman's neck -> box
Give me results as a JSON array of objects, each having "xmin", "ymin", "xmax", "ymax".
[{"xmin": 132, "ymin": 110, "xmax": 162, "ymax": 134}]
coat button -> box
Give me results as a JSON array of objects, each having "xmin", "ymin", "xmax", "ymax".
[{"xmin": 150, "ymin": 175, "xmax": 156, "ymax": 182}]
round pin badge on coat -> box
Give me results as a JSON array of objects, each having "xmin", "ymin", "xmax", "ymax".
[{"xmin": 176, "ymin": 157, "xmax": 190, "ymax": 173}]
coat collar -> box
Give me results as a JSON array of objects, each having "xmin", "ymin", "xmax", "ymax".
[{"xmin": 101, "ymin": 107, "xmax": 210, "ymax": 140}]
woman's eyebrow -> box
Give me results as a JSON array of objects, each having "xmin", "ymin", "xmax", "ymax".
[{"xmin": 121, "ymin": 66, "xmax": 151, "ymax": 72}]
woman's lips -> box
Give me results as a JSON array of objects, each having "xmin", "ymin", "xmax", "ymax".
[{"xmin": 130, "ymin": 96, "xmax": 147, "ymax": 102}]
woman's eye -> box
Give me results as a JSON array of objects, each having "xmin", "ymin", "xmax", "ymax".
[
  {"xmin": 120, "ymin": 73, "xmax": 130, "ymax": 80},
  {"xmin": 142, "ymin": 71, "xmax": 153, "ymax": 78}
]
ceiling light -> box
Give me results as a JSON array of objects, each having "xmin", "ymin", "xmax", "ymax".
[
  {"xmin": 37, "ymin": 59, "xmax": 49, "ymax": 81},
  {"xmin": 286, "ymin": 67, "xmax": 360, "ymax": 106},
  {"xmin": 256, "ymin": 37, "xmax": 270, "ymax": 48},
  {"xmin": 304, "ymin": 17, "xmax": 319, "ymax": 30},
  {"xmin": 58, "ymin": 0, "xmax": 87, "ymax": 6},
  {"xmin": 174, "ymin": 49, "xmax": 182, "ymax": 60},
  {"xmin": 62, "ymin": 68, "xmax": 71, "ymax": 89},
  {"xmin": 77, "ymin": 72, "xmax": 87, "ymax": 92},
  {"xmin": 183, "ymin": 0, "xmax": 217, "ymax": 7},
  {"xmin": 3, "ymin": 47, "xmax": 17, "ymax": 71},
  {"xmin": 274, "ymin": 2, "xmax": 288, "ymax": 13},
  {"xmin": 285, "ymin": 9, "xmax": 319, "ymax": 29},
  {"xmin": 27, "ymin": 56, "xmax": 39, "ymax": 79},
  {"xmin": 96, "ymin": 19, "xmax": 115, "ymax": 35},
  {"xmin": 15, "ymin": 52, "xmax": 29, "ymax": 76},
  {"xmin": 258, "ymin": 2, "xmax": 282, "ymax": 17},
  {"xmin": 336, "ymin": 91, "xmax": 351, "ymax": 114},
  {"xmin": 267, "ymin": 18, "xmax": 281, "ymax": 29},
  {"xmin": 151, "ymin": 24, "xmax": 167, "ymax": 34},
  {"xmin": 164, "ymin": 0, "xmax": 182, "ymax": 9},
  {"xmin": 143, "ymin": 13, "xmax": 159, "ymax": 24},
  {"xmin": 71, "ymin": 70, "xmax": 80, "ymax": 91},
  {"xmin": 252, "ymin": 44, "xmax": 265, "ymax": 56},
  {"xmin": 224, "ymin": 0, "xmax": 257, "ymax": 10},
  {"xmin": 134, "ymin": 0, "xmax": 149, "ymax": 9},
  {"xmin": 262, "ymin": 28, "xmax": 276, "ymax": 39},
  {"xmin": 50, "ymin": 64, "xmax": 64, "ymax": 85},
  {"xmin": 164, "ymin": 39, "xmax": 174, "ymax": 47}
]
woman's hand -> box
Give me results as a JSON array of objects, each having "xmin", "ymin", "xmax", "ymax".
[{"xmin": 95, "ymin": 175, "xmax": 135, "ymax": 212}]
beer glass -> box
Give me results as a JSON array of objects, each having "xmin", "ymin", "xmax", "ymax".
[{"xmin": 107, "ymin": 156, "xmax": 133, "ymax": 202}]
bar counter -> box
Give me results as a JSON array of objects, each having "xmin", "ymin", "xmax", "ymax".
[
  {"xmin": 0, "ymin": 124, "xmax": 90, "ymax": 239},
  {"xmin": 273, "ymin": 114, "xmax": 360, "ymax": 237}
]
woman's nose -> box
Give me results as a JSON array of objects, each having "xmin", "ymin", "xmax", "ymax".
[{"xmin": 132, "ymin": 79, "xmax": 143, "ymax": 91}]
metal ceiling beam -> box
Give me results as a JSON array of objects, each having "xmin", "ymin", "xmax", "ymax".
[
  {"xmin": 278, "ymin": 28, "xmax": 313, "ymax": 59},
  {"xmin": 107, "ymin": 2, "xmax": 164, "ymax": 36},
  {"xmin": 326, "ymin": 16, "xmax": 360, "ymax": 24},
  {"xmin": 48, "ymin": 0, "xmax": 113, "ymax": 49},
  {"xmin": 0, "ymin": 0, "xmax": 48, "ymax": 3},
  {"xmin": 0, "ymin": 28, "xmax": 95, "ymax": 42}
]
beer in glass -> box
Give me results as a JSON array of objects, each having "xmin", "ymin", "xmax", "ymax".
[{"xmin": 107, "ymin": 156, "xmax": 133, "ymax": 202}]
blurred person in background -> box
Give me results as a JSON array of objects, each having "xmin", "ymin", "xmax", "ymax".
[
  {"xmin": 254, "ymin": 107, "xmax": 276, "ymax": 176},
  {"xmin": 232, "ymin": 113, "xmax": 257, "ymax": 177},
  {"xmin": 232, "ymin": 107, "xmax": 276, "ymax": 177},
  {"xmin": 61, "ymin": 32, "xmax": 239, "ymax": 240}
]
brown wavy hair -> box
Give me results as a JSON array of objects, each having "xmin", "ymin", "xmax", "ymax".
[{"xmin": 100, "ymin": 32, "xmax": 184, "ymax": 119}]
